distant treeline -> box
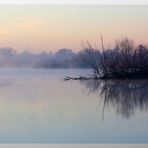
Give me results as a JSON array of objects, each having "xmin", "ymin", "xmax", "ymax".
[
  {"xmin": 1, "ymin": 37, "xmax": 148, "ymax": 79},
  {"xmin": 0, "ymin": 48, "xmax": 90, "ymax": 68}
]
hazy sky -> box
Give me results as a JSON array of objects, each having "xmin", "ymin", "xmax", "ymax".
[{"xmin": 0, "ymin": 5, "xmax": 148, "ymax": 53}]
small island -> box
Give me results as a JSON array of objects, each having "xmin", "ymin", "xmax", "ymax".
[{"xmin": 65, "ymin": 37, "xmax": 148, "ymax": 80}]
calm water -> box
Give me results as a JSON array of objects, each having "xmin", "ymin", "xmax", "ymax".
[{"xmin": 0, "ymin": 68, "xmax": 148, "ymax": 143}]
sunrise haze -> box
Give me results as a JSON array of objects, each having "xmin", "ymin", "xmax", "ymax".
[{"xmin": 0, "ymin": 5, "xmax": 148, "ymax": 53}]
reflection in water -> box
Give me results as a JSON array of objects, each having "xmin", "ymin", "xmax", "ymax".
[
  {"xmin": 80, "ymin": 79, "xmax": 148, "ymax": 120},
  {"xmin": 0, "ymin": 79, "xmax": 14, "ymax": 88},
  {"xmin": 0, "ymin": 68, "xmax": 148, "ymax": 143}
]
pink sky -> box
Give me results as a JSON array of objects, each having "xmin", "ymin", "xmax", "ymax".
[{"xmin": 0, "ymin": 5, "xmax": 148, "ymax": 53}]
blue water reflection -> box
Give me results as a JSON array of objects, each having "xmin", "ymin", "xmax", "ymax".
[{"xmin": 0, "ymin": 68, "xmax": 147, "ymax": 143}]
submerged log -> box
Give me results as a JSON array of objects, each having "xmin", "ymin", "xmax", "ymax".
[
  {"xmin": 64, "ymin": 75, "xmax": 100, "ymax": 81},
  {"xmin": 64, "ymin": 76, "xmax": 90, "ymax": 80}
]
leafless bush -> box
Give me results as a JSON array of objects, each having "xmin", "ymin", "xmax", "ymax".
[{"xmin": 81, "ymin": 37, "xmax": 148, "ymax": 79}]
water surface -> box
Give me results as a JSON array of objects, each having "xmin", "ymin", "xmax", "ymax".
[{"xmin": 0, "ymin": 68, "xmax": 148, "ymax": 143}]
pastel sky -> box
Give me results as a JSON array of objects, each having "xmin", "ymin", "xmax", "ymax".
[{"xmin": 0, "ymin": 5, "xmax": 148, "ymax": 53}]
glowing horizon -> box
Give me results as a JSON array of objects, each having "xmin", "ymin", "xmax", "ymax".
[{"xmin": 0, "ymin": 5, "xmax": 148, "ymax": 53}]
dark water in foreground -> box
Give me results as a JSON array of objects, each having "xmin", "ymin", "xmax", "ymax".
[{"xmin": 0, "ymin": 68, "xmax": 148, "ymax": 143}]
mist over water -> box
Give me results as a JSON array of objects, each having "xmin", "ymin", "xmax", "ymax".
[
  {"xmin": 0, "ymin": 48, "xmax": 88, "ymax": 68},
  {"xmin": 0, "ymin": 68, "xmax": 147, "ymax": 143},
  {"xmin": 0, "ymin": 4, "xmax": 148, "ymax": 143}
]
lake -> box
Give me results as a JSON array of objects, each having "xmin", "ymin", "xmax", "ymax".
[{"xmin": 0, "ymin": 68, "xmax": 148, "ymax": 143}]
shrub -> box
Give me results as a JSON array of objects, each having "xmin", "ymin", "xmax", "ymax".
[{"xmin": 81, "ymin": 37, "xmax": 148, "ymax": 79}]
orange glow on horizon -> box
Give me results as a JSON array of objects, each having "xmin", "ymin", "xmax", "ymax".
[{"xmin": 0, "ymin": 5, "xmax": 147, "ymax": 53}]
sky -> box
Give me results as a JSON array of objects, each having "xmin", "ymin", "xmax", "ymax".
[{"xmin": 0, "ymin": 5, "xmax": 148, "ymax": 53}]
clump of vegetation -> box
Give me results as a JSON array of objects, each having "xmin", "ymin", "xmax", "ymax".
[{"xmin": 80, "ymin": 36, "xmax": 148, "ymax": 79}]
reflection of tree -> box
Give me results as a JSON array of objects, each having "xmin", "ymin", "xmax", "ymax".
[{"xmin": 80, "ymin": 80, "xmax": 148, "ymax": 120}]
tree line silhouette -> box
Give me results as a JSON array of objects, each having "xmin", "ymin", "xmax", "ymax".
[{"xmin": 80, "ymin": 36, "xmax": 148, "ymax": 79}]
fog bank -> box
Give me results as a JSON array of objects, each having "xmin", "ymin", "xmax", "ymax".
[{"xmin": 0, "ymin": 47, "xmax": 89, "ymax": 68}]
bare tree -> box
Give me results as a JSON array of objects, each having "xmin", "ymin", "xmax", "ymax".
[
  {"xmin": 80, "ymin": 41, "xmax": 101, "ymax": 78},
  {"xmin": 80, "ymin": 37, "xmax": 148, "ymax": 79}
]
